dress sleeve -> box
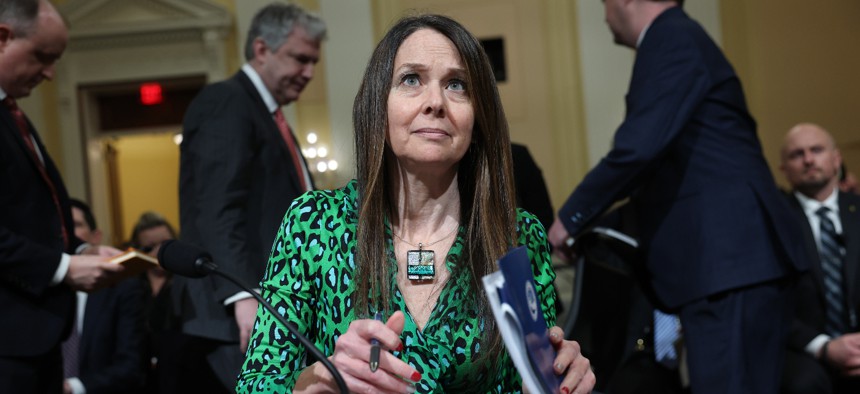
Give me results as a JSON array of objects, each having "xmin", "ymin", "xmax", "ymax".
[
  {"xmin": 490, "ymin": 210, "xmax": 558, "ymax": 393},
  {"xmin": 518, "ymin": 209, "xmax": 558, "ymax": 326},
  {"xmin": 237, "ymin": 194, "xmax": 321, "ymax": 392}
]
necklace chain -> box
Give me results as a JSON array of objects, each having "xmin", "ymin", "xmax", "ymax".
[
  {"xmin": 412, "ymin": 276, "xmax": 446, "ymax": 327},
  {"xmin": 392, "ymin": 224, "xmax": 459, "ymax": 249}
]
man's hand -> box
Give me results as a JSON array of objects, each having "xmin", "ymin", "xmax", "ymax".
[
  {"xmin": 65, "ymin": 255, "xmax": 125, "ymax": 292},
  {"xmin": 234, "ymin": 298, "xmax": 259, "ymax": 353},
  {"xmin": 548, "ymin": 218, "xmax": 577, "ymax": 263},
  {"xmin": 824, "ymin": 333, "xmax": 860, "ymax": 376},
  {"xmin": 79, "ymin": 244, "xmax": 122, "ymax": 257}
]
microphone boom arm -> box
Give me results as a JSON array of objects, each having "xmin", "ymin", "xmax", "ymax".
[{"xmin": 204, "ymin": 263, "xmax": 349, "ymax": 394}]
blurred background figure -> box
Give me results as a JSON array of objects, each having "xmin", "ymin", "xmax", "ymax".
[
  {"xmin": 779, "ymin": 123, "xmax": 860, "ymax": 394},
  {"xmin": 567, "ymin": 203, "xmax": 689, "ymax": 394},
  {"xmin": 0, "ymin": 1, "xmax": 124, "ymax": 392},
  {"xmin": 66, "ymin": 199, "xmax": 146, "ymax": 394},
  {"xmin": 127, "ymin": 211, "xmax": 183, "ymax": 394},
  {"xmin": 839, "ymin": 163, "xmax": 859, "ymax": 195},
  {"xmin": 511, "ymin": 142, "xmax": 554, "ymax": 231},
  {"xmin": 175, "ymin": 3, "xmax": 327, "ymax": 390}
]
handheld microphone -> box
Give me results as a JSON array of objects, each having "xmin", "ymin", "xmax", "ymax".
[{"xmin": 158, "ymin": 240, "xmax": 349, "ymax": 394}]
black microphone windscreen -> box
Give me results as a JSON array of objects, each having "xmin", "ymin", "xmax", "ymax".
[{"xmin": 157, "ymin": 239, "xmax": 213, "ymax": 278}]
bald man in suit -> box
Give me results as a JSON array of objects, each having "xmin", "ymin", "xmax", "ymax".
[
  {"xmin": 780, "ymin": 123, "xmax": 860, "ymax": 394},
  {"xmin": 0, "ymin": 1, "xmax": 123, "ymax": 392}
]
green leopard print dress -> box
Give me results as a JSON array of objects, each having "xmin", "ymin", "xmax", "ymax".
[{"xmin": 237, "ymin": 180, "xmax": 557, "ymax": 393}]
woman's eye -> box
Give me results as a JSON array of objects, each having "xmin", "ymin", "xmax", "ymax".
[
  {"xmin": 448, "ymin": 79, "xmax": 466, "ymax": 91},
  {"xmin": 402, "ymin": 74, "xmax": 419, "ymax": 86}
]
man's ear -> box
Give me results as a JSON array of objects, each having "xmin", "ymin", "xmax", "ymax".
[
  {"xmin": 251, "ymin": 37, "xmax": 269, "ymax": 63},
  {"xmin": 0, "ymin": 25, "xmax": 14, "ymax": 50}
]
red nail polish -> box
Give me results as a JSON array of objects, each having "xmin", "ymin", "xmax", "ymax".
[
  {"xmin": 410, "ymin": 371, "xmax": 422, "ymax": 382},
  {"xmin": 561, "ymin": 387, "xmax": 570, "ymax": 394},
  {"xmin": 396, "ymin": 343, "xmax": 404, "ymax": 352}
]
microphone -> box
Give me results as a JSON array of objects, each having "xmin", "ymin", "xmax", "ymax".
[{"xmin": 158, "ymin": 240, "xmax": 348, "ymax": 394}]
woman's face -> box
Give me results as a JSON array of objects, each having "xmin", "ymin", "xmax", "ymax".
[{"xmin": 386, "ymin": 28, "xmax": 474, "ymax": 173}]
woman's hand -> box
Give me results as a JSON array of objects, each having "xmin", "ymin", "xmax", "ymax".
[
  {"xmin": 548, "ymin": 326, "xmax": 595, "ymax": 394},
  {"xmin": 301, "ymin": 311, "xmax": 420, "ymax": 393}
]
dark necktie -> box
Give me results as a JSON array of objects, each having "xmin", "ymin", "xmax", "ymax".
[
  {"xmin": 273, "ymin": 109, "xmax": 309, "ymax": 192},
  {"xmin": 3, "ymin": 97, "xmax": 69, "ymax": 249},
  {"xmin": 817, "ymin": 206, "xmax": 846, "ymax": 337},
  {"xmin": 62, "ymin": 315, "xmax": 80, "ymax": 378}
]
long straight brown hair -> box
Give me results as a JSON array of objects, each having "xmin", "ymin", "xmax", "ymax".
[{"xmin": 352, "ymin": 14, "xmax": 518, "ymax": 368}]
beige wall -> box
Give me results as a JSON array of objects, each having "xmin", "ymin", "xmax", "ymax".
[
  {"xmin": 371, "ymin": 0, "xmax": 589, "ymax": 209},
  {"xmin": 23, "ymin": 0, "xmax": 860, "ymax": 235},
  {"xmin": 112, "ymin": 133, "xmax": 181, "ymax": 243},
  {"xmin": 721, "ymin": 0, "xmax": 860, "ymax": 187}
]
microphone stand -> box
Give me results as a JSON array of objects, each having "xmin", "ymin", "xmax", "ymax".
[{"xmin": 199, "ymin": 259, "xmax": 349, "ymax": 394}]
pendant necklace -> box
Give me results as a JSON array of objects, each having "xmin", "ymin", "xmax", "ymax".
[{"xmin": 393, "ymin": 224, "xmax": 459, "ymax": 281}]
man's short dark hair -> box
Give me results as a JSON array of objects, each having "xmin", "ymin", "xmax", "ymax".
[
  {"xmin": 69, "ymin": 198, "xmax": 97, "ymax": 231},
  {"xmin": 0, "ymin": 0, "xmax": 40, "ymax": 37}
]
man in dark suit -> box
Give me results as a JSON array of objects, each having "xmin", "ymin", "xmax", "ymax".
[
  {"xmin": 547, "ymin": 1, "xmax": 807, "ymax": 392},
  {"xmin": 176, "ymin": 3, "xmax": 326, "ymax": 390},
  {"xmin": 779, "ymin": 123, "xmax": 860, "ymax": 394},
  {"xmin": 0, "ymin": 1, "xmax": 124, "ymax": 392},
  {"xmin": 65, "ymin": 199, "xmax": 147, "ymax": 394}
]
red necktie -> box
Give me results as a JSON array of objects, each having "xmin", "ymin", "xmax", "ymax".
[
  {"xmin": 4, "ymin": 97, "xmax": 69, "ymax": 249},
  {"xmin": 273, "ymin": 109, "xmax": 309, "ymax": 192}
]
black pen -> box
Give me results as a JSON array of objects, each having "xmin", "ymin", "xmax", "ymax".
[{"xmin": 369, "ymin": 311, "xmax": 383, "ymax": 372}]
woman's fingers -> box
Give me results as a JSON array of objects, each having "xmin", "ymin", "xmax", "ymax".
[
  {"xmin": 549, "ymin": 326, "xmax": 596, "ymax": 394},
  {"xmin": 328, "ymin": 312, "xmax": 419, "ymax": 393}
]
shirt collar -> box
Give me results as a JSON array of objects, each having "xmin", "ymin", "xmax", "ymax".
[
  {"xmin": 794, "ymin": 187, "xmax": 839, "ymax": 216},
  {"xmin": 636, "ymin": 20, "xmax": 653, "ymax": 48},
  {"xmin": 241, "ymin": 63, "xmax": 279, "ymax": 114}
]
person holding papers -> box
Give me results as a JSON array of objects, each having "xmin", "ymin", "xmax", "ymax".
[
  {"xmin": 238, "ymin": 14, "xmax": 594, "ymax": 394},
  {"xmin": 64, "ymin": 199, "xmax": 146, "ymax": 394}
]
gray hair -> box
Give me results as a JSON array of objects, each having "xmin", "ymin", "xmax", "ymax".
[
  {"xmin": 0, "ymin": 0, "xmax": 39, "ymax": 37},
  {"xmin": 243, "ymin": 2, "xmax": 327, "ymax": 61}
]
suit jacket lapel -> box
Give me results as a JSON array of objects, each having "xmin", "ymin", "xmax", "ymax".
[
  {"xmin": 840, "ymin": 193, "xmax": 860, "ymax": 324},
  {"xmin": 788, "ymin": 194, "xmax": 826, "ymax": 297},
  {"xmin": 234, "ymin": 72, "xmax": 305, "ymax": 192},
  {"xmin": 79, "ymin": 293, "xmax": 103, "ymax": 359},
  {"xmin": 1, "ymin": 106, "xmax": 56, "ymax": 189}
]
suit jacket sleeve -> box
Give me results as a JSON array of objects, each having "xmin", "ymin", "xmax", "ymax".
[
  {"xmin": 558, "ymin": 17, "xmax": 712, "ymax": 236},
  {"xmin": 181, "ymin": 84, "xmax": 266, "ymax": 301},
  {"xmin": 0, "ymin": 225, "xmax": 64, "ymax": 296},
  {"xmin": 0, "ymin": 109, "xmax": 82, "ymax": 296}
]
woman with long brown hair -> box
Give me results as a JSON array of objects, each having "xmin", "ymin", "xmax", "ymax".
[{"xmin": 238, "ymin": 14, "xmax": 594, "ymax": 394}]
